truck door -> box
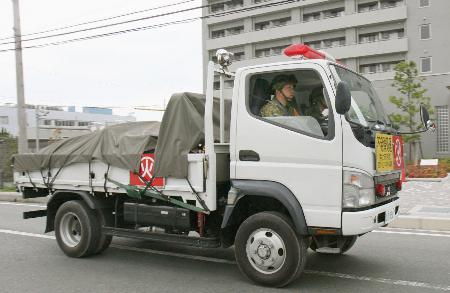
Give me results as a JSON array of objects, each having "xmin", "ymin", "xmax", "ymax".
[{"xmin": 233, "ymin": 63, "xmax": 343, "ymax": 228}]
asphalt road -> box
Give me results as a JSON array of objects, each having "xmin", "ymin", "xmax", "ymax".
[{"xmin": 1, "ymin": 202, "xmax": 449, "ymax": 293}]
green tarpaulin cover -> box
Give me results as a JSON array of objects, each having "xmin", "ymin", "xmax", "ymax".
[{"xmin": 13, "ymin": 92, "xmax": 231, "ymax": 179}]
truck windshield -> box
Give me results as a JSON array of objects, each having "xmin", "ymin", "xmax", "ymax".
[{"xmin": 331, "ymin": 65, "xmax": 389, "ymax": 127}]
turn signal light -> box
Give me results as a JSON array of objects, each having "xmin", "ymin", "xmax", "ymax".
[{"xmin": 375, "ymin": 184, "xmax": 385, "ymax": 197}]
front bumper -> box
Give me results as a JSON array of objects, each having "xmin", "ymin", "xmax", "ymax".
[{"xmin": 342, "ymin": 197, "xmax": 400, "ymax": 235}]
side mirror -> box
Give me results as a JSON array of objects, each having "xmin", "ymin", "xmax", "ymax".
[
  {"xmin": 335, "ymin": 81, "xmax": 351, "ymax": 115},
  {"xmin": 420, "ymin": 105, "xmax": 436, "ymax": 131}
]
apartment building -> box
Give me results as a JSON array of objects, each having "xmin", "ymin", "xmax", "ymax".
[{"xmin": 202, "ymin": 0, "xmax": 450, "ymax": 158}]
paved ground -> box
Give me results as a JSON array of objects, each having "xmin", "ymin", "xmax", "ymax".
[
  {"xmin": 398, "ymin": 176, "xmax": 450, "ymax": 215},
  {"xmin": 1, "ymin": 202, "xmax": 450, "ymax": 292}
]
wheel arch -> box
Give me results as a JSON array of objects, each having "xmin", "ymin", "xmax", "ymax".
[
  {"xmin": 46, "ymin": 190, "xmax": 112, "ymax": 233},
  {"xmin": 221, "ymin": 180, "xmax": 308, "ymax": 240}
]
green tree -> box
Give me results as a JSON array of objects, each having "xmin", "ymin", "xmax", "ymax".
[
  {"xmin": 388, "ymin": 61, "xmax": 433, "ymax": 164},
  {"xmin": 0, "ymin": 128, "xmax": 18, "ymax": 183}
]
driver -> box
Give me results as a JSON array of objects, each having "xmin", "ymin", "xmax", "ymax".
[{"xmin": 260, "ymin": 74, "xmax": 300, "ymax": 117}]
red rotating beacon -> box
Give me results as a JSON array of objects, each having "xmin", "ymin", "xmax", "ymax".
[{"xmin": 284, "ymin": 44, "xmax": 338, "ymax": 62}]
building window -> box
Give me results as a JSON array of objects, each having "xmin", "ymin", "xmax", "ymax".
[
  {"xmin": 78, "ymin": 121, "xmax": 90, "ymax": 127},
  {"xmin": 272, "ymin": 17, "xmax": 291, "ymax": 27},
  {"xmin": 420, "ymin": 0, "xmax": 430, "ymax": 8},
  {"xmin": 211, "ymin": 29, "xmax": 225, "ymax": 39},
  {"xmin": 55, "ymin": 120, "xmax": 75, "ymax": 127},
  {"xmin": 304, "ymin": 41, "xmax": 321, "ymax": 49},
  {"xmin": 420, "ymin": 57, "xmax": 432, "ymax": 73},
  {"xmin": 420, "ymin": 24, "xmax": 431, "ymax": 40},
  {"xmin": 255, "ymin": 48, "xmax": 271, "ymax": 58},
  {"xmin": 234, "ymin": 51, "xmax": 245, "ymax": 61},
  {"xmin": 226, "ymin": 0, "xmax": 243, "ymax": 9},
  {"xmin": 255, "ymin": 21, "xmax": 270, "ymax": 31},
  {"xmin": 211, "ymin": 2, "xmax": 225, "ymax": 13},
  {"xmin": 0, "ymin": 116, "xmax": 9, "ymax": 125},
  {"xmin": 436, "ymin": 106, "xmax": 449, "ymax": 153},
  {"xmin": 303, "ymin": 12, "xmax": 321, "ymax": 22},
  {"xmin": 323, "ymin": 8, "xmax": 344, "ymax": 18},
  {"xmin": 380, "ymin": 0, "xmax": 400, "ymax": 9},
  {"xmin": 359, "ymin": 33, "xmax": 379, "ymax": 43},
  {"xmin": 227, "ymin": 25, "xmax": 244, "ymax": 35},
  {"xmin": 42, "ymin": 119, "xmax": 52, "ymax": 126},
  {"xmin": 358, "ymin": 2, "xmax": 378, "ymax": 12}
]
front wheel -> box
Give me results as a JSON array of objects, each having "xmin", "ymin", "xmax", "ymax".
[
  {"xmin": 54, "ymin": 200, "xmax": 101, "ymax": 258},
  {"xmin": 234, "ymin": 212, "xmax": 307, "ymax": 288}
]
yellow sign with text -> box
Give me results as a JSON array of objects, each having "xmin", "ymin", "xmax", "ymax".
[{"xmin": 375, "ymin": 133, "xmax": 393, "ymax": 172}]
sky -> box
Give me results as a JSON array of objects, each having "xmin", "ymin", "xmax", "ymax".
[{"xmin": 0, "ymin": 0, "xmax": 204, "ymax": 121}]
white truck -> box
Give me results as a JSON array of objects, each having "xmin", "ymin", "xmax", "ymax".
[{"xmin": 14, "ymin": 44, "xmax": 434, "ymax": 287}]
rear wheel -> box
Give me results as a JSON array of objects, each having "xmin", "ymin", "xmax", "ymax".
[
  {"xmin": 234, "ymin": 212, "xmax": 307, "ymax": 287},
  {"xmin": 92, "ymin": 209, "xmax": 114, "ymax": 255},
  {"xmin": 54, "ymin": 200, "xmax": 101, "ymax": 258}
]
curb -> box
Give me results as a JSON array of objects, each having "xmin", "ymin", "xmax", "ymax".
[
  {"xmin": 389, "ymin": 215, "xmax": 450, "ymax": 231},
  {"xmin": 406, "ymin": 177, "xmax": 446, "ymax": 182}
]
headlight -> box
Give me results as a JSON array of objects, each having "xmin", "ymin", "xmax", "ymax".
[{"xmin": 343, "ymin": 171, "xmax": 375, "ymax": 208}]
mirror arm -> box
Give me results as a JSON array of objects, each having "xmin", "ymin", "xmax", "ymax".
[{"xmin": 396, "ymin": 128, "xmax": 429, "ymax": 135}]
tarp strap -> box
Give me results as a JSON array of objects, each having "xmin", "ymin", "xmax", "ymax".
[
  {"xmin": 107, "ymin": 178, "xmax": 206, "ymax": 213},
  {"xmin": 39, "ymin": 169, "xmax": 51, "ymax": 194},
  {"xmin": 186, "ymin": 178, "xmax": 210, "ymax": 214},
  {"xmin": 88, "ymin": 160, "xmax": 95, "ymax": 195},
  {"xmin": 137, "ymin": 174, "xmax": 169, "ymax": 201},
  {"xmin": 103, "ymin": 164, "xmax": 110, "ymax": 196},
  {"xmin": 137, "ymin": 174, "xmax": 155, "ymax": 198},
  {"xmin": 26, "ymin": 171, "xmax": 37, "ymax": 190}
]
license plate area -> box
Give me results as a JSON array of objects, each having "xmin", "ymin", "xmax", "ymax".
[{"xmin": 377, "ymin": 206, "xmax": 398, "ymax": 224}]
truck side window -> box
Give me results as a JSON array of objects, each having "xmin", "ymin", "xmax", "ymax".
[{"xmin": 248, "ymin": 70, "xmax": 332, "ymax": 139}]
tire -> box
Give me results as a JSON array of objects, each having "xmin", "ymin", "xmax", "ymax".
[
  {"xmin": 310, "ymin": 235, "xmax": 357, "ymax": 254},
  {"xmin": 234, "ymin": 212, "xmax": 307, "ymax": 288},
  {"xmin": 54, "ymin": 200, "xmax": 101, "ymax": 258},
  {"xmin": 92, "ymin": 209, "xmax": 114, "ymax": 255},
  {"xmin": 341, "ymin": 236, "xmax": 357, "ymax": 253}
]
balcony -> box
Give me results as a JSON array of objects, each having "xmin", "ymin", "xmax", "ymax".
[
  {"xmin": 323, "ymin": 37, "xmax": 408, "ymax": 59},
  {"xmin": 205, "ymin": 4, "xmax": 407, "ymax": 50}
]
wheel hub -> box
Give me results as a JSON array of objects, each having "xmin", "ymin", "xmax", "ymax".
[
  {"xmin": 257, "ymin": 244, "xmax": 271, "ymax": 259},
  {"xmin": 246, "ymin": 228, "xmax": 286, "ymax": 274},
  {"xmin": 60, "ymin": 212, "xmax": 82, "ymax": 248}
]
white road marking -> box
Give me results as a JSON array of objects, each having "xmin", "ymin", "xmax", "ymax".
[
  {"xmin": 0, "ymin": 202, "xmax": 46, "ymax": 208},
  {"xmin": 0, "ymin": 229, "xmax": 55, "ymax": 239},
  {"xmin": 373, "ymin": 230, "xmax": 450, "ymax": 238},
  {"xmin": 1, "ymin": 228, "xmax": 450, "ymax": 291},
  {"xmin": 380, "ymin": 227, "xmax": 450, "ymax": 234},
  {"xmin": 304, "ymin": 270, "xmax": 450, "ymax": 291}
]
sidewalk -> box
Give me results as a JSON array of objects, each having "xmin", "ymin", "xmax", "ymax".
[
  {"xmin": 388, "ymin": 175, "xmax": 450, "ymax": 230},
  {"xmin": 2, "ymin": 177, "xmax": 450, "ymax": 230}
]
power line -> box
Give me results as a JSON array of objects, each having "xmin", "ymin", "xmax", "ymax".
[
  {"xmin": 0, "ymin": 1, "xmax": 208, "ymax": 46},
  {"xmin": 0, "ymin": 0, "xmax": 299, "ymax": 53},
  {"xmin": 0, "ymin": 0, "xmax": 197, "ymax": 41}
]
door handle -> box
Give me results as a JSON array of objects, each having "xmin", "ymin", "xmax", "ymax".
[{"xmin": 239, "ymin": 150, "xmax": 260, "ymax": 162}]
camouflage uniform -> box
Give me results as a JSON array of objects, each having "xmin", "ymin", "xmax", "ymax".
[{"xmin": 260, "ymin": 98, "xmax": 298, "ymax": 117}]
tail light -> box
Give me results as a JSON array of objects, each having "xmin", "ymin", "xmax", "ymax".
[{"xmin": 375, "ymin": 184, "xmax": 385, "ymax": 197}]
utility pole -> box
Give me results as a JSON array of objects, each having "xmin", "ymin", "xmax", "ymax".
[
  {"xmin": 35, "ymin": 105, "xmax": 40, "ymax": 152},
  {"xmin": 12, "ymin": 0, "xmax": 28, "ymax": 153}
]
